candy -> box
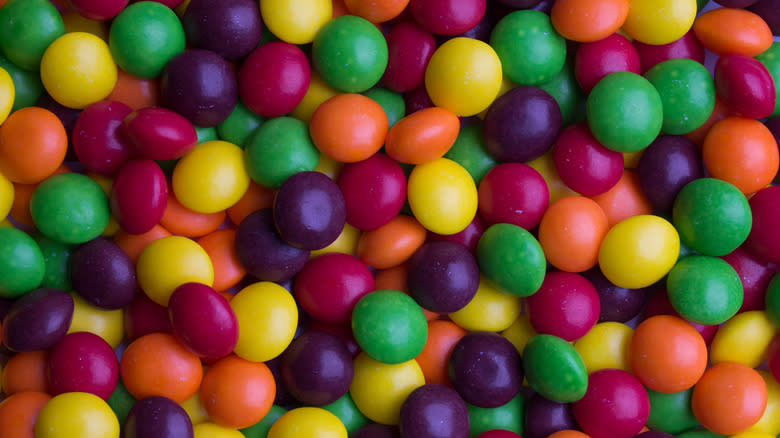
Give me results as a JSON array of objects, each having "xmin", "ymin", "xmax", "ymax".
[
  {"xmin": 0, "ymin": 0, "xmax": 64, "ymax": 71},
  {"xmin": 1, "ymin": 288, "xmax": 73, "ymax": 351},
  {"xmin": 382, "ymin": 21, "xmax": 435, "ymax": 93},
  {"xmin": 407, "ymin": 241, "xmax": 479, "ymax": 313},
  {"xmin": 523, "ymin": 334, "xmax": 588, "ymax": 403},
  {"xmin": 575, "ymin": 33, "xmax": 640, "ymax": 94},
  {"xmin": 0, "ymin": 227, "xmax": 45, "ymax": 298},
  {"xmin": 407, "ymin": 158, "xmax": 478, "ymax": 235},
  {"xmin": 0, "ymin": 107, "xmax": 67, "ymax": 184},
  {"xmin": 168, "ymin": 282, "xmax": 238, "ymax": 360},
  {"xmin": 230, "ymin": 281, "xmax": 298, "ymax": 363},
  {"xmin": 692, "ymin": 362, "xmax": 768, "ymax": 435},
  {"xmin": 398, "ymin": 384, "xmax": 469, "ymax": 438},
  {"xmin": 123, "ymin": 396, "xmax": 193, "ymax": 438},
  {"xmin": 321, "ymin": 393, "xmax": 369, "ymax": 434},
  {"xmin": 467, "ymin": 394, "xmax": 526, "ymax": 437},
  {"xmin": 279, "ymin": 331, "xmax": 353, "ymax": 406},
  {"xmin": 48, "ymin": 332, "xmax": 119, "ymax": 400},
  {"xmin": 523, "ymin": 393, "xmax": 577, "ymax": 438},
  {"xmin": 551, "ymin": 123, "xmax": 623, "ymax": 197},
  {"xmin": 478, "ymin": 162, "xmax": 549, "ymax": 230},
  {"xmin": 181, "ymin": 0, "xmax": 262, "ymax": 61},
  {"xmin": 34, "ymin": 392, "xmax": 120, "ymax": 438},
  {"xmin": 572, "ymin": 369, "xmax": 650, "ymax": 438}
]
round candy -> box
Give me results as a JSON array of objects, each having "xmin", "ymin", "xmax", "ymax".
[
  {"xmin": 526, "ymin": 271, "xmax": 600, "ymax": 341},
  {"xmin": 69, "ymin": 292, "xmax": 125, "ymax": 349},
  {"xmin": 0, "ymin": 52, "xmax": 41, "ymax": 114},
  {"xmin": 645, "ymin": 58, "xmax": 715, "ymax": 135},
  {"xmin": 73, "ymin": 101, "xmax": 134, "ymax": 176},
  {"xmin": 239, "ymin": 42, "xmax": 309, "ymax": 118},
  {"xmin": 586, "ymin": 72, "xmax": 663, "ymax": 153},
  {"xmin": 575, "ymin": 32, "xmax": 638, "ymax": 96},
  {"xmin": 551, "ymin": 123, "xmax": 623, "ymax": 197},
  {"xmin": 168, "ymin": 282, "xmax": 238, "ymax": 360},
  {"xmin": 550, "ymin": 0, "xmax": 629, "ymax": 43},
  {"xmin": 70, "ymin": 238, "xmax": 136, "ymax": 309},
  {"xmin": 723, "ymin": 245, "xmax": 776, "ymax": 313},
  {"xmin": 692, "ymin": 362, "xmax": 767, "ymax": 435},
  {"xmin": 0, "ymin": 107, "xmax": 67, "ymax": 185},
  {"xmin": 582, "ymin": 267, "xmax": 647, "ymax": 323},
  {"xmin": 415, "ymin": 320, "xmax": 467, "ymax": 386},
  {"xmin": 399, "ymin": 384, "xmax": 469, "ymax": 438},
  {"xmin": 467, "ymin": 394, "xmax": 525, "ymax": 437},
  {"xmin": 350, "ymin": 352, "xmax": 425, "ymax": 425},
  {"xmin": 524, "ymin": 393, "xmax": 578, "ymax": 438},
  {"xmin": 490, "ymin": 10, "xmax": 566, "ymax": 86},
  {"xmin": 260, "ymin": 0, "xmax": 331, "ymax": 45},
  {"xmin": 231, "ymin": 281, "xmax": 298, "ymax": 362},
  {"xmin": 672, "ymin": 178, "xmax": 752, "ymax": 256},
  {"xmin": 280, "ymin": 331, "xmax": 353, "ymax": 406},
  {"xmin": 309, "ymin": 93, "xmax": 388, "ymax": 163},
  {"xmin": 478, "ymin": 163, "xmax": 549, "ymax": 230},
  {"xmin": 482, "ymin": 86, "xmax": 561, "ymax": 162},
  {"xmin": 0, "ymin": 227, "xmax": 45, "ymax": 298},
  {"xmin": 267, "ymin": 407, "xmax": 348, "ymax": 438},
  {"xmin": 572, "ymin": 369, "xmax": 650, "ymax": 438},
  {"xmin": 193, "ymin": 422, "xmax": 243, "ymax": 438},
  {"xmin": 337, "ymin": 153, "xmax": 406, "ymax": 231},
  {"xmin": 200, "ymin": 355, "xmax": 275, "ymax": 429},
  {"xmin": 407, "ymin": 241, "xmax": 479, "ymax": 313},
  {"xmin": 235, "ymin": 208, "xmax": 310, "ymax": 282},
  {"xmin": 667, "ymin": 255, "xmax": 743, "ymax": 325},
  {"xmin": 48, "ymin": 332, "xmax": 119, "ymax": 400},
  {"xmin": 634, "ymin": 29, "xmax": 705, "ymax": 74},
  {"xmin": 715, "ymin": 53, "xmax": 776, "ymax": 120},
  {"xmin": 622, "ymin": 0, "xmax": 696, "ymax": 45},
  {"xmin": 34, "ymin": 392, "xmax": 119, "ymax": 438},
  {"xmin": 161, "ymin": 49, "xmax": 238, "ymax": 127},
  {"xmin": 443, "ymin": 124, "xmax": 496, "ymax": 187},
  {"xmin": 710, "ymin": 310, "xmax": 776, "ymax": 368},
  {"xmin": 747, "ymin": 186, "xmax": 780, "ymax": 263},
  {"xmin": 136, "ymin": 236, "xmax": 213, "ymax": 306},
  {"xmin": 574, "ymin": 321, "xmax": 633, "ymax": 374},
  {"xmin": 449, "ymin": 278, "xmax": 522, "ymax": 332},
  {"xmin": 385, "ymin": 107, "xmax": 459, "ymax": 165},
  {"xmin": 35, "ymin": 234, "xmax": 74, "ymax": 291},
  {"xmin": 538, "ymin": 196, "xmax": 609, "ymax": 273},
  {"xmin": 0, "ymin": 391, "xmax": 52, "ymax": 438},
  {"xmin": 67, "ymin": 0, "xmax": 129, "ymax": 21},
  {"xmin": 645, "ymin": 388, "xmax": 699, "ymax": 435},
  {"xmin": 410, "ymin": 0, "xmax": 485, "ymax": 35},
  {"xmin": 425, "ymin": 37, "xmax": 502, "ymax": 116},
  {"xmin": 2, "ymin": 287, "xmax": 73, "ymax": 352},
  {"xmin": 407, "ymin": 158, "xmax": 478, "ymax": 236},
  {"xmin": 598, "ymin": 215, "xmax": 679, "ymax": 289},
  {"xmin": 637, "ymin": 135, "xmax": 703, "ymax": 213},
  {"xmin": 124, "ymin": 396, "xmax": 193, "ymax": 438},
  {"xmin": 181, "ymin": 0, "xmax": 262, "ymax": 61},
  {"xmin": 523, "ymin": 334, "xmax": 587, "ymax": 403},
  {"xmin": 312, "ymin": 15, "xmax": 388, "ymax": 93},
  {"xmin": 109, "ymin": 1, "xmax": 186, "ymax": 78},
  {"xmin": 31, "ymin": 173, "xmax": 110, "ymax": 245},
  {"xmin": 40, "ymin": 32, "xmax": 117, "ymax": 109},
  {"xmin": 448, "ymin": 331, "xmax": 522, "ymax": 408},
  {"xmin": 244, "ymin": 116, "xmax": 320, "ymax": 189},
  {"xmin": 382, "ymin": 21, "xmax": 436, "ymax": 93},
  {"xmin": 0, "ymin": 0, "xmax": 64, "ymax": 70},
  {"xmin": 477, "ymin": 223, "xmax": 546, "ymax": 297}
]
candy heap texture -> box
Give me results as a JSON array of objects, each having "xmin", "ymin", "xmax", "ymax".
[{"xmin": 0, "ymin": 0, "xmax": 779, "ymax": 437}]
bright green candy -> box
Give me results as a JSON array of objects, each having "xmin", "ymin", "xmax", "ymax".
[
  {"xmin": 467, "ymin": 394, "xmax": 525, "ymax": 438},
  {"xmin": 217, "ymin": 101, "xmax": 265, "ymax": 148},
  {"xmin": 34, "ymin": 234, "xmax": 73, "ymax": 291},
  {"xmin": 195, "ymin": 125, "xmax": 218, "ymax": 144},
  {"xmin": 646, "ymin": 387, "xmax": 699, "ymax": 434},
  {"xmin": 757, "ymin": 42, "xmax": 780, "ymax": 117},
  {"xmin": 363, "ymin": 87, "xmax": 405, "ymax": 129},
  {"xmin": 490, "ymin": 10, "xmax": 566, "ymax": 86},
  {"xmin": 0, "ymin": 227, "xmax": 45, "ymax": 298},
  {"xmin": 109, "ymin": 1, "xmax": 186, "ymax": 79},
  {"xmin": 244, "ymin": 116, "xmax": 320, "ymax": 189},
  {"xmin": 522, "ymin": 334, "xmax": 588, "ymax": 403},
  {"xmin": 241, "ymin": 405, "xmax": 287, "ymax": 438},
  {"xmin": 764, "ymin": 273, "xmax": 780, "ymax": 327},
  {"xmin": 0, "ymin": 53, "xmax": 43, "ymax": 111},
  {"xmin": 312, "ymin": 15, "xmax": 388, "ymax": 93},
  {"xmin": 677, "ymin": 430, "xmax": 724, "ymax": 438},
  {"xmin": 586, "ymin": 71, "xmax": 663, "ymax": 153},
  {"xmin": 444, "ymin": 124, "xmax": 497, "ymax": 186},
  {"xmin": 645, "ymin": 58, "xmax": 715, "ymax": 135},
  {"xmin": 0, "ymin": 0, "xmax": 64, "ymax": 71},
  {"xmin": 667, "ymin": 255, "xmax": 743, "ymax": 325},
  {"xmin": 351, "ymin": 289, "xmax": 428, "ymax": 364},
  {"xmin": 30, "ymin": 173, "xmax": 110, "ymax": 245},
  {"xmin": 538, "ymin": 57, "xmax": 586, "ymax": 127},
  {"xmin": 321, "ymin": 393, "xmax": 369, "ymax": 434},
  {"xmin": 477, "ymin": 223, "xmax": 546, "ymax": 297},
  {"xmin": 106, "ymin": 379, "xmax": 136, "ymax": 426},
  {"xmin": 672, "ymin": 178, "xmax": 751, "ymax": 256}
]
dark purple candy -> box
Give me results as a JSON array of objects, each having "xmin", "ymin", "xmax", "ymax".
[
  {"xmin": 161, "ymin": 49, "xmax": 238, "ymax": 127},
  {"xmin": 273, "ymin": 171, "xmax": 346, "ymax": 250},
  {"xmin": 713, "ymin": 0, "xmax": 759, "ymax": 6},
  {"xmin": 524, "ymin": 392, "xmax": 578, "ymax": 438},
  {"xmin": 399, "ymin": 384, "xmax": 470, "ymax": 438},
  {"xmin": 748, "ymin": 0, "xmax": 780, "ymax": 35},
  {"xmin": 447, "ymin": 331, "xmax": 523, "ymax": 408},
  {"xmin": 633, "ymin": 432, "xmax": 675, "ymax": 438},
  {"xmin": 2, "ymin": 288, "xmax": 73, "ymax": 352},
  {"xmin": 582, "ymin": 267, "xmax": 649, "ymax": 323},
  {"xmin": 265, "ymin": 356, "xmax": 300, "ymax": 409},
  {"xmin": 181, "ymin": 0, "xmax": 263, "ymax": 61},
  {"xmin": 528, "ymin": 0, "xmax": 554, "ymax": 13},
  {"xmin": 483, "ymin": 86, "xmax": 561, "ymax": 163},
  {"xmin": 279, "ymin": 331, "xmax": 353, "ymax": 406},
  {"xmin": 637, "ymin": 135, "xmax": 703, "ymax": 213},
  {"xmin": 70, "ymin": 238, "xmax": 137, "ymax": 310},
  {"xmin": 352, "ymin": 423, "xmax": 402, "ymax": 438},
  {"xmin": 498, "ymin": 0, "xmax": 543, "ymax": 7},
  {"xmin": 407, "ymin": 241, "xmax": 479, "ymax": 313},
  {"xmin": 123, "ymin": 396, "xmax": 194, "ymax": 438},
  {"xmin": 235, "ymin": 208, "xmax": 310, "ymax": 282}
]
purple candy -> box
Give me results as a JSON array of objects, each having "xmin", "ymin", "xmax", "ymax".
[
  {"xmin": 399, "ymin": 384, "xmax": 470, "ymax": 438},
  {"xmin": 352, "ymin": 424, "xmax": 401, "ymax": 438},
  {"xmin": 637, "ymin": 135, "xmax": 703, "ymax": 213},
  {"xmin": 748, "ymin": 0, "xmax": 780, "ymax": 35},
  {"xmin": 2, "ymin": 288, "xmax": 73, "ymax": 352},
  {"xmin": 123, "ymin": 396, "xmax": 194, "ymax": 438},
  {"xmin": 407, "ymin": 241, "xmax": 480, "ymax": 313},
  {"xmin": 70, "ymin": 238, "xmax": 136, "ymax": 310},
  {"xmin": 582, "ymin": 267, "xmax": 649, "ymax": 323},
  {"xmin": 181, "ymin": 0, "xmax": 263, "ymax": 61},
  {"xmin": 524, "ymin": 392, "xmax": 579, "ymax": 438},
  {"xmin": 235, "ymin": 208, "xmax": 310, "ymax": 282}
]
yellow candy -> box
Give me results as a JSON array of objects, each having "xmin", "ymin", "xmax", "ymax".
[
  {"xmin": 231, "ymin": 281, "xmax": 298, "ymax": 362},
  {"xmin": 0, "ymin": 170, "xmax": 13, "ymax": 221},
  {"xmin": 502, "ymin": 313, "xmax": 538, "ymax": 354},
  {"xmin": 260, "ymin": 0, "xmax": 332, "ymax": 45},
  {"xmin": 408, "ymin": 158, "xmax": 478, "ymax": 236},
  {"xmin": 68, "ymin": 293, "xmax": 123, "ymax": 349},
  {"xmin": 575, "ymin": 322, "xmax": 634, "ymax": 374},
  {"xmin": 35, "ymin": 392, "xmax": 119, "ymax": 438},
  {"xmin": 136, "ymin": 236, "xmax": 214, "ymax": 306},
  {"xmin": 193, "ymin": 422, "xmax": 244, "ymax": 438},
  {"xmin": 268, "ymin": 407, "xmax": 348, "ymax": 438},
  {"xmin": 622, "ymin": 0, "xmax": 697, "ymax": 45},
  {"xmin": 0, "ymin": 66, "xmax": 13, "ymax": 126},
  {"xmin": 710, "ymin": 310, "xmax": 777, "ymax": 368},
  {"xmin": 450, "ymin": 277, "xmax": 522, "ymax": 332},
  {"xmin": 350, "ymin": 353, "xmax": 424, "ymax": 425},
  {"xmin": 311, "ymin": 224, "xmax": 360, "ymax": 258}
]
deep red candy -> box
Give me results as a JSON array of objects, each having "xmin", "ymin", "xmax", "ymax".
[
  {"xmin": 427, "ymin": 212, "xmax": 487, "ymax": 255},
  {"xmin": 73, "ymin": 100, "xmax": 134, "ymax": 176},
  {"xmin": 722, "ymin": 245, "xmax": 778, "ymax": 313},
  {"xmin": 238, "ymin": 42, "xmax": 311, "ymax": 118},
  {"xmin": 110, "ymin": 159, "xmax": 168, "ymax": 235},
  {"xmin": 48, "ymin": 332, "xmax": 119, "ymax": 400},
  {"xmin": 633, "ymin": 30, "xmax": 705, "ymax": 74},
  {"xmin": 168, "ymin": 283, "xmax": 238, "ymax": 360},
  {"xmin": 575, "ymin": 33, "xmax": 641, "ymax": 94},
  {"xmin": 66, "ymin": 0, "xmax": 128, "ymax": 20},
  {"xmin": 382, "ymin": 21, "xmax": 437, "ymax": 93},
  {"xmin": 410, "ymin": 0, "xmax": 487, "ymax": 36},
  {"xmin": 526, "ymin": 271, "xmax": 600, "ymax": 342},
  {"xmin": 572, "ymin": 369, "xmax": 649, "ymax": 438},
  {"xmin": 746, "ymin": 186, "xmax": 780, "ymax": 264},
  {"xmin": 714, "ymin": 52, "xmax": 776, "ymax": 120},
  {"xmin": 123, "ymin": 107, "xmax": 198, "ymax": 161},
  {"xmin": 478, "ymin": 162, "xmax": 549, "ymax": 230},
  {"xmin": 125, "ymin": 292, "xmax": 172, "ymax": 342},
  {"xmin": 337, "ymin": 153, "xmax": 407, "ymax": 231},
  {"xmin": 405, "ymin": 84, "xmax": 435, "ymax": 115},
  {"xmin": 552, "ymin": 123, "xmax": 624, "ymax": 197},
  {"xmin": 476, "ymin": 431, "xmax": 522, "ymax": 438}
]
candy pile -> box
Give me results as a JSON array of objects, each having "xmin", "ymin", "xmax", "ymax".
[{"xmin": 0, "ymin": 0, "xmax": 778, "ymax": 437}]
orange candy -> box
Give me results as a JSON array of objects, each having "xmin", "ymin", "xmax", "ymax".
[
  {"xmin": 344, "ymin": 0, "xmax": 409, "ymax": 23},
  {"xmin": 226, "ymin": 181, "xmax": 275, "ymax": 226},
  {"xmin": 548, "ymin": 431, "xmax": 592, "ymax": 438},
  {"xmin": 0, "ymin": 391, "xmax": 52, "ymax": 438},
  {"xmin": 107, "ymin": 68, "xmax": 161, "ymax": 111},
  {"xmin": 629, "ymin": 315, "xmax": 708, "ymax": 393},
  {"xmin": 114, "ymin": 224, "xmax": 172, "ymax": 265},
  {"xmin": 197, "ymin": 229, "xmax": 247, "ymax": 292},
  {"xmin": 0, "ymin": 107, "xmax": 68, "ymax": 184},
  {"xmin": 590, "ymin": 170, "xmax": 652, "ymax": 227},
  {"xmin": 357, "ymin": 215, "xmax": 427, "ymax": 269},
  {"xmin": 702, "ymin": 117, "xmax": 779, "ymax": 195},
  {"xmin": 120, "ymin": 333, "xmax": 203, "ymax": 403},
  {"xmin": 551, "ymin": 0, "xmax": 629, "ymax": 42},
  {"xmin": 160, "ymin": 193, "xmax": 226, "ymax": 238},
  {"xmin": 538, "ymin": 196, "xmax": 609, "ymax": 273},
  {"xmin": 385, "ymin": 107, "xmax": 460, "ymax": 165},
  {"xmin": 693, "ymin": 8, "xmax": 773, "ymax": 57},
  {"xmin": 200, "ymin": 354, "xmax": 275, "ymax": 429},
  {"xmin": 309, "ymin": 93, "xmax": 389, "ymax": 163},
  {"xmin": 692, "ymin": 362, "xmax": 768, "ymax": 435},
  {"xmin": 415, "ymin": 320, "xmax": 467, "ymax": 386},
  {"xmin": 1, "ymin": 351, "xmax": 49, "ymax": 395}
]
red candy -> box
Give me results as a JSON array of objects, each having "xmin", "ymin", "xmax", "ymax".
[
  {"xmin": 66, "ymin": 0, "xmax": 128, "ymax": 20},
  {"xmin": 575, "ymin": 33, "xmax": 640, "ymax": 94},
  {"xmin": 110, "ymin": 159, "xmax": 168, "ymax": 234},
  {"xmin": 633, "ymin": 30, "xmax": 705, "ymax": 74},
  {"xmin": 410, "ymin": 0, "xmax": 486, "ymax": 36},
  {"xmin": 552, "ymin": 123, "xmax": 623, "ymax": 197},
  {"xmin": 337, "ymin": 152, "xmax": 407, "ymax": 231},
  {"xmin": 714, "ymin": 52, "xmax": 777, "ymax": 119},
  {"xmin": 721, "ymin": 245, "xmax": 778, "ymax": 313},
  {"xmin": 572, "ymin": 369, "xmax": 650, "ymax": 438},
  {"xmin": 526, "ymin": 271, "xmax": 600, "ymax": 341},
  {"xmin": 72, "ymin": 100, "xmax": 134, "ymax": 176},
  {"xmin": 122, "ymin": 107, "xmax": 198, "ymax": 161},
  {"xmin": 48, "ymin": 332, "xmax": 119, "ymax": 401},
  {"xmin": 478, "ymin": 162, "xmax": 549, "ymax": 230},
  {"xmin": 124, "ymin": 291, "xmax": 172, "ymax": 342},
  {"xmin": 168, "ymin": 282, "xmax": 238, "ymax": 360},
  {"xmin": 382, "ymin": 21, "xmax": 436, "ymax": 93},
  {"xmin": 747, "ymin": 186, "xmax": 780, "ymax": 264},
  {"xmin": 238, "ymin": 41, "xmax": 311, "ymax": 117}
]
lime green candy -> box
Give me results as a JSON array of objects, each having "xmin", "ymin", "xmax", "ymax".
[
  {"xmin": 523, "ymin": 334, "xmax": 588, "ymax": 403},
  {"xmin": 477, "ymin": 223, "xmax": 546, "ymax": 297},
  {"xmin": 0, "ymin": 226, "xmax": 45, "ymax": 298}
]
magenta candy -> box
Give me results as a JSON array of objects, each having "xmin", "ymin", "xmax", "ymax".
[
  {"xmin": 168, "ymin": 282, "xmax": 238, "ymax": 360},
  {"xmin": 427, "ymin": 212, "xmax": 487, "ymax": 255},
  {"xmin": 552, "ymin": 123, "xmax": 623, "ymax": 197},
  {"xmin": 238, "ymin": 42, "xmax": 311, "ymax": 118},
  {"xmin": 722, "ymin": 245, "xmax": 778, "ymax": 313},
  {"xmin": 181, "ymin": 0, "xmax": 263, "ymax": 61},
  {"xmin": 476, "ymin": 431, "xmax": 522, "ymax": 438},
  {"xmin": 405, "ymin": 84, "xmax": 435, "ymax": 114},
  {"xmin": 746, "ymin": 186, "xmax": 780, "ymax": 264},
  {"xmin": 337, "ymin": 153, "xmax": 407, "ymax": 231},
  {"xmin": 478, "ymin": 162, "xmax": 549, "ymax": 230},
  {"xmin": 714, "ymin": 52, "xmax": 776, "ymax": 119},
  {"xmin": 526, "ymin": 271, "xmax": 600, "ymax": 342},
  {"xmin": 2, "ymin": 288, "xmax": 73, "ymax": 352},
  {"xmin": 70, "ymin": 238, "xmax": 137, "ymax": 310},
  {"xmin": 575, "ymin": 33, "xmax": 640, "ymax": 94},
  {"xmin": 410, "ymin": 0, "xmax": 486, "ymax": 35},
  {"xmin": 123, "ymin": 107, "xmax": 198, "ymax": 161},
  {"xmin": 48, "ymin": 331, "xmax": 119, "ymax": 400},
  {"xmin": 124, "ymin": 292, "xmax": 172, "ymax": 342},
  {"xmin": 110, "ymin": 159, "xmax": 168, "ymax": 235},
  {"xmin": 72, "ymin": 100, "xmax": 134, "ymax": 176},
  {"xmin": 572, "ymin": 369, "xmax": 649, "ymax": 438},
  {"xmin": 382, "ymin": 21, "xmax": 436, "ymax": 93},
  {"xmin": 67, "ymin": 0, "xmax": 129, "ymax": 20},
  {"xmin": 633, "ymin": 30, "xmax": 705, "ymax": 74}
]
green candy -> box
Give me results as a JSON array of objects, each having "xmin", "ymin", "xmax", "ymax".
[
  {"xmin": 0, "ymin": 53, "xmax": 43, "ymax": 111},
  {"xmin": 322, "ymin": 393, "xmax": 369, "ymax": 434},
  {"xmin": 538, "ymin": 57, "xmax": 586, "ymax": 127},
  {"xmin": 764, "ymin": 273, "xmax": 780, "ymax": 327},
  {"xmin": 0, "ymin": 227, "xmax": 45, "ymax": 298},
  {"xmin": 106, "ymin": 379, "xmax": 136, "ymax": 426},
  {"xmin": 351, "ymin": 290, "xmax": 428, "ymax": 364},
  {"xmin": 523, "ymin": 334, "xmax": 588, "ymax": 403},
  {"xmin": 244, "ymin": 116, "xmax": 320, "ymax": 189},
  {"xmin": 667, "ymin": 255, "xmax": 743, "ymax": 325},
  {"xmin": 444, "ymin": 124, "xmax": 497, "ymax": 186},
  {"xmin": 646, "ymin": 387, "xmax": 700, "ymax": 434},
  {"xmin": 241, "ymin": 405, "xmax": 287, "ymax": 438},
  {"xmin": 756, "ymin": 42, "xmax": 780, "ymax": 117},
  {"xmin": 467, "ymin": 394, "xmax": 525, "ymax": 438},
  {"xmin": 677, "ymin": 430, "xmax": 724, "ymax": 438},
  {"xmin": 34, "ymin": 233, "xmax": 73, "ymax": 291},
  {"xmin": 363, "ymin": 87, "xmax": 405, "ymax": 129},
  {"xmin": 0, "ymin": 0, "xmax": 64, "ymax": 71},
  {"xmin": 477, "ymin": 223, "xmax": 546, "ymax": 297},
  {"xmin": 672, "ymin": 178, "xmax": 752, "ymax": 257},
  {"xmin": 217, "ymin": 101, "xmax": 265, "ymax": 148},
  {"xmin": 645, "ymin": 58, "xmax": 715, "ymax": 135}
]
